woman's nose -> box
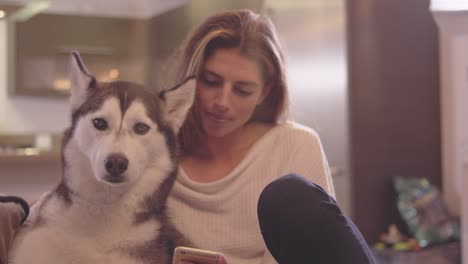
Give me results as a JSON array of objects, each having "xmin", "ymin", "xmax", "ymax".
[{"xmin": 213, "ymin": 86, "xmax": 230, "ymax": 110}]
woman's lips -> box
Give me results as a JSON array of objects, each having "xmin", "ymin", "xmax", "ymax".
[{"xmin": 207, "ymin": 112, "xmax": 231, "ymax": 122}]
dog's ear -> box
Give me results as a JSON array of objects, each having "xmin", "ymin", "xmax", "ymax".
[
  {"xmin": 69, "ymin": 51, "xmax": 96, "ymax": 111},
  {"xmin": 161, "ymin": 76, "xmax": 196, "ymax": 132}
]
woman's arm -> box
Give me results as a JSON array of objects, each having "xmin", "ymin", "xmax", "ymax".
[
  {"xmin": 287, "ymin": 128, "xmax": 336, "ymax": 198},
  {"xmin": 0, "ymin": 195, "xmax": 29, "ymax": 264}
]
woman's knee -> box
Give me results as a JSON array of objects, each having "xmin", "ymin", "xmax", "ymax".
[
  {"xmin": 258, "ymin": 173, "xmax": 335, "ymax": 216},
  {"xmin": 257, "ymin": 174, "xmax": 376, "ymax": 263}
]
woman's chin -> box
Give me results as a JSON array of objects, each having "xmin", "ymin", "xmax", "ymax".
[
  {"xmin": 204, "ymin": 129, "xmax": 231, "ymax": 138},
  {"xmin": 202, "ymin": 125, "xmax": 237, "ymax": 139}
]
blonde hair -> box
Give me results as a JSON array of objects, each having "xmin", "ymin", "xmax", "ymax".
[{"xmin": 177, "ymin": 9, "xmax": 289, "ymax": 153}]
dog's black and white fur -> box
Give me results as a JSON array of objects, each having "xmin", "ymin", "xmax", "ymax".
[{"xmin": 9, "ymin": 52, "xmax": 195, "ymax": 264}]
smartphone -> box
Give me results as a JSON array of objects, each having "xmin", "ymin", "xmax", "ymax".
[{"xmin": 173, "ymin": 246, "xmax": 220, "ymax": 264}]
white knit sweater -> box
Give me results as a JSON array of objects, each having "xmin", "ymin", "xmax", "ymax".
[{"xmin": 167, "ymin": 122, "xmax": 335, "ymax": 264}]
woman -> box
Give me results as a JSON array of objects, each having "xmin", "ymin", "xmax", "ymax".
[
  {"xmin": 167, "ymin": 9, "xmax": 375, "ymax": 264},
  {"xmin": 0, "ymin": 9, "xmax": 375, "ymax": 264}
]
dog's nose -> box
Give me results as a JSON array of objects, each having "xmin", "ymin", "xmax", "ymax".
[{"xmin": 105, "ymin": 154, "xmax": 128, "ymax": 176}]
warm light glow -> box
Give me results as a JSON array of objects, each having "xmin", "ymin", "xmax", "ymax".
[
  {"xmin": 431, "ymin": 0, "xmax": 468, "ymax": 11},
  {"xmin": 53, "ymin": 79, "xmax": 71, "ymax": 91},
  {"xmin": 21, "ymin": 148, "xmax": 40, "ymax": 156},
  {"xmin": 0, "ymin": 10, "xmax": 5, "ymax": 18},
  {"xmin": 109, "ymin": 68, "xmax": 119, "ymax": 79}
]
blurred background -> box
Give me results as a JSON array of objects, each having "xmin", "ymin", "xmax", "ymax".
[
  {"xmin": 0, "ymin": 0, "xmax": 467, "ymax": 262},
  {"xmin": 0, "ymin": 0, "xmax": 351, "ymax": 214}
]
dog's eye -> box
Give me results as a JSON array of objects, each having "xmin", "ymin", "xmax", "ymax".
[
  {"xmin": 92, "ymin": 118, "xmax": 108, "ymax": 131},
  {"xmin": 134, "ymin": 123, "xmax": 150, "ymax": 135}
]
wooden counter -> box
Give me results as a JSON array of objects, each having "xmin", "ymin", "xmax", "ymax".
[
  {"xmin": 0, "ymin": 152, "xmax": 61, "ymax": 203},
  {"xmin": 0, "ymin": 152, "xmax": 60, "ymax": 166}
]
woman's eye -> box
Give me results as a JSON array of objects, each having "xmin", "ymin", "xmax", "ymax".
[
  {"xmin": 235, "ymin": 87, "xmax": 253, "ymax": 97},
  {"xmin": 92, "ymin": 118, "xmax": 108, "ymax": 131},
  {"xmin": 200, "ymin": 75, "xmax": 221, "ymax": 87},
  {"xmin": 134, "ymin": 123, "xmax": 150, "ymax": 135}
]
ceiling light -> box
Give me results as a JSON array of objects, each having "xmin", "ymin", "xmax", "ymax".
[
  {"xmin": 109, "ymin": 69, "xmax": 119, "ymax": 79},
  {"xmin": 9, "ymin": 1, "xmax": 50, "ymax": 22}
]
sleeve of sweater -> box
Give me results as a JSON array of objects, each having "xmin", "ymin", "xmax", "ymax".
[
  {"xmin": 285, "ymin": 125, "xmax": 336, "ymax": 198},
  {"xmin": 0, "ymin": 195, "xmax": 29, "ymax": 264}
]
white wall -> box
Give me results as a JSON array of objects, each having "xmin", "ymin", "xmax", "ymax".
[
  {"xmin": 0, "ymin": 20, "xmax": 6, "ymax": 130},
  {"xmin": 432, "ymin": 10, "xmax": 468, "ymax": 264},
  {"xmin": 0, "ymin": 20, "xmax": 69, "ymax": 134},
  {"xmin": 433, "ymin": 11, "xmax": 468, "ymax": 216},
  {"xmin": 2, "ymin": 96, "xmax": 69, "ymax": 133}
]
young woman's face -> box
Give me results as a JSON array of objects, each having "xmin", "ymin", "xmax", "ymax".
[{"xmin": 196, "ymin": 48, "xmax": 269, "ymax": 139}]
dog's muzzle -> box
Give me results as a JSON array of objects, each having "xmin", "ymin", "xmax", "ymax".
[{"xmin": 104, "ymin": 153, "xmax": 128, "ymax": 183}]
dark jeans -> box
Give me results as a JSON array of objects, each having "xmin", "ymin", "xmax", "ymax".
[{"xmin": 257, "ymin": 174, "xmax": 376, "ymax": 263}]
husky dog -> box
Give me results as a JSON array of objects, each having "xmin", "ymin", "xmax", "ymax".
[{"xmin": 9, "ymin": 52, "xmax": 195, "ymax": 264}]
